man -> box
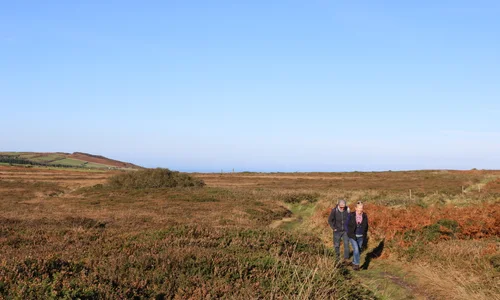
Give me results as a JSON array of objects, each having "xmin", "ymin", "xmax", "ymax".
[
  {"xmin": 346, "ymin": 201, "xmax": 369, "ymax": 271},
  {"xmin": 328, "ymin": 199, "xmax": 350, "ymax": 264}
]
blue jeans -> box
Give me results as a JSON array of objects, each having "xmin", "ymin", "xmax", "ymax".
[
  {"xmin": 349, "ymin": 236, "xmax": 364, "ymax": 266},
  {"xmin": 333, "ymin": 231, "xmax": 350, "ymax": 259}
]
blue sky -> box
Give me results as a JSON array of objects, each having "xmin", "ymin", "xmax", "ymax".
[{"xmin": 1, "ymin": 1, "xmax": 499, "ymax": 171}]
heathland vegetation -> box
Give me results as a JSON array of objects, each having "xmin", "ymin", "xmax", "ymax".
[
  {"xmin": 0, "ymin": 166, "xmax": 498, "ymax": 299},
  {"xmin": 107, "ymin": 168, "xmax": 205, "ymax": 189}
]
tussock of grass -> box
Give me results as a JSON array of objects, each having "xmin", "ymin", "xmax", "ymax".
[
  {"xmin": 490, "ymin": 254, "xmax": 500, "ymax": 271},
  {"xmin": 281, "ymin": 192, "xmax": 320, "ymax": 204},
  {"xmin": 107, "ymin": 168, "xmax": 205, "ymax": 189}
]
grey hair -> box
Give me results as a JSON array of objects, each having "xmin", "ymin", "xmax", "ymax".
[{"xmin": 338, "ymin": 199, "xmax": 346, "ymax": 206}]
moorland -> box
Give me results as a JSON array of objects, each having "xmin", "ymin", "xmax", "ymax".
[{"xmin": 0, "ymin": 165, "xmax": 498, "ymax": 299}]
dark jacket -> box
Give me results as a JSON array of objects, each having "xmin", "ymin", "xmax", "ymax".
[
  {"xmin": 328, "ymin": 205, "xmax": 350, "ymax": 232},
  {"xmin": 346, "ymin": 212, "xmax": 368, "ymax": 239}
]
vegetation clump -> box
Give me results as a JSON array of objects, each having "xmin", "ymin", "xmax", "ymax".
[
  {"xmin": 107, "ymin": 168, "xmax": 205, "ymax": 189},
  {"xmin": 490, "ymin": 254, "xmax": 500, "ymax": 271},
  {"xmin": 282, "ymin": 192, "xmax": 320, "ymax": 204}
]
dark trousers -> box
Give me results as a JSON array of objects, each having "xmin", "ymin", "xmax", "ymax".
[{"xmin": 333, "ymin": 231, "xmax": 350, "ymax": 259}]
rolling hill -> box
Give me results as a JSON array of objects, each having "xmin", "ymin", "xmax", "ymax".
[{"xmin": 0, "ymin": 151, "xmax": 141, "ymax": 170}]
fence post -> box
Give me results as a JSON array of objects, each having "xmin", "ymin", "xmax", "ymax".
[{"xmin": 409, "ymin": 189, "xmax": 412, "ymax": 200}]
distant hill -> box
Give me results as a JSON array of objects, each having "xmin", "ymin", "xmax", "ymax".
[{"xmin": 0, "ymin": 151, "xmax": 142, "ymax": 170}]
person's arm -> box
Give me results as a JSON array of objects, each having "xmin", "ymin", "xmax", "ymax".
[{"xmin": 327, "ymin": 208, "xmax": 336, "ymax": 230}]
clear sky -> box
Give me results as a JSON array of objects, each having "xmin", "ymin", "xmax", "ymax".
[{"xmin": 1, "ymin": 1, "xmax": 499, "ymax": 172}]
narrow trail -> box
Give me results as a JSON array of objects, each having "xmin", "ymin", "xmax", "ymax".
[
  {"xmin": 356, "ymin": 256, "xmax": 437, "ymax": 300},
  {"xmin": 271, "ymin": 203, "xmax": 437, "ymax": 300},
  {"xmin": 268, "ymin": 217, "xmax": 296, "ymax": 229}
]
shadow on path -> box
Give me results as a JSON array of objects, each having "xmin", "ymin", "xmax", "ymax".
[{"xmin": 361, "ymin": 239, "xmax": 385, "ymax": 270}]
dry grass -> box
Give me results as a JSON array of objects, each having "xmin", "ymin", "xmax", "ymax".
[
  {"xmin": 410, "ymin": 239, "xmax": 500, "ymax": 300},
  {"xmin": 0, "ymin": 166, "xmax": 375, "ymax": 298},
  {"xmin": 198, "ymin": 170, "xmax": 500, "ymax": 194},
  {"xmin": 0, "ymin": 166, "xmax": 499, "ymax": 299}
]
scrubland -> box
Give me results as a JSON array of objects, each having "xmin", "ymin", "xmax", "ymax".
[{"xmin": 0, "ymin": 166, "xmax": 498, "ymax": 299}]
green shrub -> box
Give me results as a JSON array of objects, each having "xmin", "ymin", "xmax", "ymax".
[
  {"xmin": 436, "ymin": 219, "xmax": 460, "ymax": 233},
  {"xmin": 397, "ymin": 219, "xmax": 463, "ymax": 261},
  {"xmin": 107, "ymin": 168, "xmax": 205, "ymax": 189},
  {"xmin": 282, "ymin": 192, "xmax": 320, "ymax": 204}
]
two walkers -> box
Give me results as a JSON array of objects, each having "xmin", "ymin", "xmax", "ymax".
[{"xmin": 328, "ymin": 200, "xmax": 369, "ymax": 271}]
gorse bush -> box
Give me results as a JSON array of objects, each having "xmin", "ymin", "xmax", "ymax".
[{"xmin": 107, "ymin": 168, "xmax": 205, "ymax": 189}]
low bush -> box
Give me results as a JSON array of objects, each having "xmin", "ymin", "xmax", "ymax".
[
  {"xmin": 107, "ymin": 168, "xmax": 205, "ymax": 189},
  {"xmin": 282, "ymin": 192, "xmax": 320, "ymax": 204}
]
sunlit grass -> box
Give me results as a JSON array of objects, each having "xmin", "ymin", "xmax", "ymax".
[{"xmin": 0, "ymin": 166, "xmax": 498, "ymax": 299}]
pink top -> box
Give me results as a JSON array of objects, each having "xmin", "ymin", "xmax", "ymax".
[{"xmin": 356, "ymin": 213, "xmax": 363, "ymax": 224}]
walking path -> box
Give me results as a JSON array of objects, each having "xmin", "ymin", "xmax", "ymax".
[{"xmin": 271, "ymin": 203, "xmax": 437, "ymax": 299}]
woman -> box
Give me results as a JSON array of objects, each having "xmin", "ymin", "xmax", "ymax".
[{"xmin": 346, "ymin": 201, "xmax": 368, "ymax": 271}]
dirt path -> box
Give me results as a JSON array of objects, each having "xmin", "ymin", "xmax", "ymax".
[
  {"xmin": 382, "ymin": 272, "xmax": 435, "ymax": 300},
  {"xmin": 357, "ymin": 258, "xmax": 437, "ymax": 300},
  {"xmin": 269, "ymin": 217, "xmax": 297, "ymax": 229}
]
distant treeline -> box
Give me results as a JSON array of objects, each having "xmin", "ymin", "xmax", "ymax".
[{"xmin": 0, "ymin": 156, "xmax": 86, "ymax": 169}]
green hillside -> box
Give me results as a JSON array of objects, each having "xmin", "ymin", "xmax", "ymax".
[{"xmin": 0, "ymin": 152, "xmax": 140, "ymax": 170}]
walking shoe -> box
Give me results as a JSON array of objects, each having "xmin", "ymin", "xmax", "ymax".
[
  {"xmin": 352, "ymin": 264, "xmax": 360, "ymax": 271},
  {"xmin": 343, "ymin": 260, "xmax": 351, "ymax": 267}
]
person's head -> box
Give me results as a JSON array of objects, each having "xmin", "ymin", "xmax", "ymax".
[
  {"xmin": 355, "ymin": 201, "xmax": 364, "ymax": 214},
  {"xmin": 338, "ymin": 199, "xmax": 346, "ymax": 211}
]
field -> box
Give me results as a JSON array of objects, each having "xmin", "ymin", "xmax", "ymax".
[
  {"xmin": 0, "ymin": 152, "xmax": 141, "ymax": 170},
  {"xmin": 0, "ymin": 166, "xmax": 499, "ymax": 299}
]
